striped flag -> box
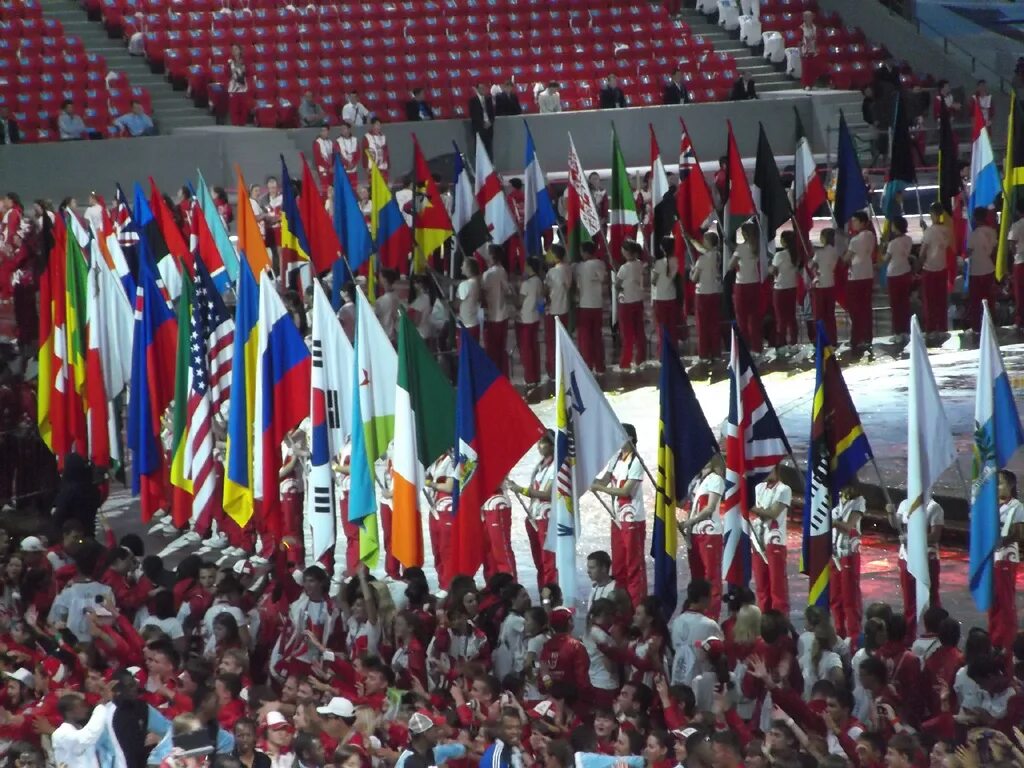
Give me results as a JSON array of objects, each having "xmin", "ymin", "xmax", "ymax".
[
  {"xmin": 523, "ymin": 122, "xmax": 557, "ymax": 258},
  {"xmin": 609, "ymin": 126, "xmax": 639, "ymax": 261},
  {"xmin": 474, "ymin": 134, "xmax": 517, "ymax": 244},
  {"xmin": 193, "ymin": 254, "xmax": 234, "ymax": 419},
  {"xmin": 114, "ymin": 183, "xmax": 139, "ymax": 247}
]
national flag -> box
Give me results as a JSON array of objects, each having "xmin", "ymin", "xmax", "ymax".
[
  {"xmin": 192, "ymin": 254, "xmax": 234, "ymax": 417},
  {"xmin": 455, "ymin": 327, "xmax": 545, "ymax": 577},
  {"xmin": 834, "ymin": 112, "xmax": 869, "ymax": 229},
  {"xmin": 411, "ymin": 136, "xmax": 454, "ymax": 272},
  {"xmin": 368, "ymin": 152, "xmax": 413, "ymax": 273},
  {"xmin": 90, "ymin": 196, "xmax": 135, "ymax": 299},
  {"xmin": 134, "ymin": 183, "xmax": 180, "ymax": 302},
  {"xmin": 881, "ymin": 95, "xmax": 916, "ymax": 221},
  {"xmin": 724, "ymin": 120, "xmax": 756, "ymax": 244},
  {"xmin": 802, "ymin": 322, "xmax": 873, "ymax": 607},
  {"xmin": 523, "ymin": 123, "xmax": 558, "ymax": 259},
  {"xmin": 793, "ymin": 110, "xmax": 826, "ymax": 249},
  {"xmin": 653, "ymin": 333, "xmax": 718, "ymax": 618},
  {"xmin": 547, "ymin": 318, "xmax": 626, "ymax": 604},
  {"xmin": 299, "ymin": 155, "xmax": 342, "ymax": 275},
  {"xmin": 753, "ymin": 123, "xmax": 792, "ymax": 270},
  {"xmin": 452, "ymin": 142, "xmax": 489, "ymax": 257},
  {"xmin": 253, "ymin": 270, "xmax": 312, "ymax": 542},
  {"xmin": 969, "ymin": 99, "xmax": 1002, "ymax": 218},
  {"xmin": 114, "ymin": 183, "xmax": 140, "ymax": 249},
  {"xmin": 650, "ymin": 124, "xmax": 677, "ymax": 252},
  {"xmin": 393, "ymin": 309, "xmax": 456, "ymax": 568},
  {"xmin": 349, "ymin": 286, "xmax": 398, "ymax": 565},
  {"xmin": 677, "ymin": 118, "xmax": 715, "ymax": 241},
  {"xmin": 128, "ymin": 257, "xmax": 178, "ymax": 521},
  {"xmin": 68, "ymin": 226, "xmax": 107, "ymax": 469},
  {"xmin": 474, "ymin": 135, "xmax": 517, "ymax": 244},
  {"xmin": 279, "ymin": 156, "xmax": 313, "ymax": 283},
  {"xmin": 37, "ymin": 213, "xmax": 64, "ymax": 453},
  {"xmin": 308, "ymin": 279, "xmax": 355, "ymax": 561},
  {"xmin": 332, "ymin": 151, "xmax": 373, "ymax": 294},
  {"xmin": 566, "ymin": 133, "xmax": 602, "ymax": 261},
  {"xmin": 149, "ymin": 178, "xmax": 194, "ymax": 276},
  {"xmin": 195, "ymin": 170, "xmax": 239, "ymax": 284},
  {"xmin": 937, "ymin": 101, "xmax": 961, "ymax": 217},
  {"xmin": 223, "ymin": 259, "xmax": 260, "ymax": 528},
  {"xmin": 169, "ymin": 273, "xmax": 196, "ymax": 528},
  {"xmin": 997, "ymin": 95, "xmax": 1024, "ymax": 281},
  {"xmin": 609, "ymin": 126, "xmax": 640, "ymax": 260},
  {"xmin": 722, "ymin": 326, "xmax": 791, "ymax": 586},
  {"xmin": 236, "ymin": 166, "xmax": 273, "ymax": 276},
  {"xmin": 969, "ymin": 303, "xmax": 1023, "ymax": 611}
]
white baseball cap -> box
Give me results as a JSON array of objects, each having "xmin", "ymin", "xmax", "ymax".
[
  {"xmin": 408, "ymin": 710, "xmax": 443, "ymax": 735},
  {"xmin": 4, "ymin": 668, "xmax": 33, "ymax": 687},
  {"xmin": 316, "ymin": 697, "xmax": 355, "ymax": 719},
  {"xmin": 266, "ymin": 711, "xmax": 292, "ymax": 730},
  {"xmin": 19, "ymin": 536, "xmax": 45, "ymax": 553}
]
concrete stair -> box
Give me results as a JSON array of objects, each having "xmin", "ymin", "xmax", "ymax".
[
  {"xmin": 676, "ymin": 6, "xmax": 795, "ymax": 93},
  {"xmin": 39, "ymin": 0, "xmax": 217, "ymax": 133}
]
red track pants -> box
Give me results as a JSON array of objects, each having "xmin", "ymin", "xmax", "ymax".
[
  {"xmin": 516, "ymin": 321, "xmax": 541, "ymax": 385},
  {"xmin": 734, "ymin": 282, "xmax": 763, "ymax": 352},
  {"xmin": 428, "ymin": 511, "xmax": 454, "ymax": 589},
  {"xmin": 846, "ymin": 278, "xmax": 873, "ymax": 348},
  {"xmin": 695, "ymin": 293, "xmax": 721, "ymax": 359},
  {"xmin": 618, "ymin": 300, "xmax": 646, "ymax": 367},
  {"xmin": 772, "ymin": 288, "xmax": 798, "ymax": 346},
  {"xmin": 967, "ymin": 273, "xmax": 994, "ymax": 333},
  {"xmin": 921, "ymin": 269, "xmax": 948, "ymax": 333},
  {"xmin": 829, "ymin": 552, "xmax": 862, "ymax": 641},
  {"xmin": 654, "ymin": 298, "xmax": 679, "ymax": 351},
  {"xmin": 813, "ymin": 286, "xmax": 838, "ymax": 345},
  {"xmin": 752, "ymin": 543, "xmax": 789, "ymax": 615},
  {"xmin": 379, "ymin": 502, "xmax": 402, "ymax": 579},
  {"xmin": 887, "ymin": 273, "xmax": 912, "ymax": 337},
  {"xmin": 611, "ymin": 520, "xmax": 647, "ymax": 608},
  {"xmin": 484, "ymin": 319, "xmax": 509, "ymax": 376},
  {"xmin": 576, "ymin": 307, "xmax": 605, "ymax": 372},
  {"xmin": 989, "ymin": 560, "xmax": 1018, "ymax": 652},
  {"xmin": 692, "ymin": 533, "xmax": 723, "ymax": 619},
  {"xmin": 526, "ymin": 517, "xmax": 557, "ymax": 591},
  {"xmin": 898, "ymin": 556, "xmax": 941, "ymax": 641},
  {"xmin": 483, "ymin": 509, "xmax": 517, "ymax": 580},
  {"xmin": 228, "ymin": 91, "xmax": 249, "ymax": 125}
]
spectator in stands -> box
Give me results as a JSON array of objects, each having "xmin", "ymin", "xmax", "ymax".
[
  {"xmin": 495, "ymin": 80, "xmax": 523, "ymax": 117},
  {"xmin": 662, "ymin": 69, "xmax": 690, "ymax": 105},
  {"xmin": 113, "ymin": 101, "xmax": 157, "ymax": 137},
  {"xmin": 58, "ymin": 101, "xmax": 99, "ymax": 141},
  {"xmin": 729, "ymin": 72, "xmax": 757, "ymax": 101},
  {"xmin": 298, "ymin": 91, "xmax": 328, "ymax": 128},
  {"xmin": 227, "ymin": 44, "xmax": 249, "ymax": 126},
  {"xmin": 538, "ymin": 82, "xmax": 562, "ymax": 114},
  {"xmin": 469, "ymin": 84, "xmax": 496, "ymax": 157},
  {"xmin": 0, "ymin": 107, "xmax": 19, "ymax": 144},
  {"xmin": 599, "ymin": 75, "xmax": 627, "ymax": 109},
  {"xmin": 799, "ymin": 10, "xmax": 821, "ymax": 89},
  {"xmin": 404, "ymin": 88, "xmax": 435, "ymax": 121},
  {"xmin": 342, "ymin": 91, "xmax": 371, "ymax": 126}
]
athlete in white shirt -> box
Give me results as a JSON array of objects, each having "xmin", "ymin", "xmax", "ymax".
[
  {"xmin": 456, "ymin": 260, "xmax": 482, "ymax": 339},
  {"xmin": 750, "ymin": 462, "xmax": 792, "ymax": 615},
  {"xmin": 52, "ymin": 694, "xmax": 109, "ymax": 768},
  {"xmin": 883, "ymin": 217, "xmax": 913, "ymax": 338},
  {"xmin": 651, "ymin": 244, "xmax": 679, "ymax": 350},
  {"xmin": 691, "ymin": 231, "xmax": 723, "ymax": 361},
  {"xmin": 482, "ymin": 245, "xmax": 511, "ymax": 376},
  {"xmin": 991, "ymin": 470, "xmax": 1024, "ymax": 651},
  {"xmin": 919, "ymin": 202, "xmax": 952, "ymax": 335},
  {"xmin": 812, "ymin": 228, "xmax": 840, "ymax": 345},
  {"xmin": 842, "ymin": 212, "xmax": 876, "ymax": 351},
  {"xmin": 889, "ymin": 495, "xmax": 943, "ymax": 637},
  {"xmin": 831, "ymin": 484, "xmax": 865, "ymax": 640},
  {"xmin": 730, "ymin": 222, "xmax": 764, "ymax": 352},
  {"xmin": 544, "ymin": 245, "xmax": 573, "ymax": 377},
  {"xmin": 515, "ymin": 432, "xmax": 557, "ymax": 591},
  {"xmin": 516, "ymin": 260, "xmax": 544, "ymax": 385},
  {"xmin": 771, "ymin": 232, "xmax": 800, "ymax": 351},
  {"xmin": 574, "ymin": 242, "xmax": 608, "ymax": 373},
  {"xmin": 965, "ymin": 214, "xmax": 998, "ymax": 333},
  {"xmin": 678, "ymin": 454, "xmax": 726, "ymax": 618},
  {"xmin": 616, "ymin": 240, "xmax": 647, "ymax": 370}
]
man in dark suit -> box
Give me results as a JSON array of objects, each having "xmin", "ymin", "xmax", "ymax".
[
  {"xmin": 404, "ymin": 88, "xmax": 435, "ymax": 121},
  {"xmin": 729, "ymin": 72, "xmax": 757, "ymax": 101},
  {"xmin": 662, "ymin": 68, "xmax": 690, "ymax": 105},
  {"xmin": 494, "ymin": 80, "xmax": 522, "ymax": 117},
  {"xmin": 0, "ymin": 107, "xmax": 19, "ymax": 144},
  {"xmin": 598, "ymin": 74, "xmax": 628, "ymax": 109},
  {"xmin": 469, "ymin": 83, "xmax": 496, "ymax": 156}
]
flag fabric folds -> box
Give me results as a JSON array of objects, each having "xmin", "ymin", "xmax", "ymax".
[
  {"xmin": 475, "ymin": 135, "xmax": 517, "ymax": 245},
  {"xmin": 523, "ymin": 123, "xmax": 558, "ymax": 259},
  {"xmin": 793, "ymin": 110, "xmax": 826, "ymax": 248},
  {"xmin": 149, "ymin": 178, "xmax": 194, "ymax": 277},
  {"xmin": 653, "ymin": 334, "xmax": 718, "ymax": 618},
  {"xmin": 566, "ymin": 133, "xmax": 602, "ymax": 261},
  {"xmin": 969, "ymin": 303, "xmax": 1024, "ymax": 610},
  {"xmin": 649, "ymin": 125, "xmax": 676, "ymax": 252},
  {"xmin": 996, "ymin": 94, "xmax": 1024, "ymax": 281},
  {"xmin": 134, "ymin": 183, "xmax": 180, "ymax": 301},
  {"xmin": 455, "ymin": 327, "xmax": 545, "ymax": 578},
  {"xmin": 881, "ymin": 96, "xmax": 916, "ymax": 221},
  {"xmin": 609, "ymin": 126, "xmax": 639, "ymax": 261},
  {"xmin": 937, "ymin": 102, "xmax": 962, "ymax": 217},
  {"xmin": 834, "ymin": 111, "xmax": 869, "ymax": 229},
  {"xmin": 253, "ymin": 270, "xmax": 312, "ymax": 542},
  {"xmin": 548, "ymin": 318, "xmax": 627, "ymax": 604},
  {"xmin": 279, "ymin": 156, "xmax": 313, "ymax": 267},
  {"xmin": 452, "ymin": 142, "xmax": 489, "ymax": 257},
  {"xmin": 308, "ymin": 279, "xmax": 354, "ymax": 561},
  {"xmin": 722, "ymin": 326, "xmax": 791, "ymax": 587},
  {"xmin": 37, "ymin": 214, "xmax": 65, "ymax": 453},
  {"xmin": 299, "ymin": 155, "xmax": 342, "ymax": 275},
  {"xmin": 753, "ymin": 123, "xmax": 793, "ymax": 269},
  {"xmin": 969, "ymin": 100, "xmax": 1002, "ymax": 218},
  {"xmin": 236, "ymin": 167, "xmax": 273, "ymax": 275},
  {"xmin": 170, "ymin": 272, "xmax": 197, "ymax": 527},
  {"xmin": 369, "ymin": 153, "xmax": 413, "ymax": 273},
  {"xmin": 223, "ymin": 259, "xmax": 261, "ymax": 528},
  {"xmin": 724, "ymin": 120, "xmax": 756, "ymax": 245},
  {"xmin": 802, "ymin": 322, "xmax": 873, "ymax": 608},
  {"xmin": 332, "ymin": 152, "xmax": 374, "ymax": 290},
  {"xmin": 677, "ymin": 118, "xmax": 715, "ymax": 241},
  {"xmin": 393, "ymin": 309, "xmax": 456, "ymax": 568},
  {"xmin": 196, "ymin": 170, "xmax": 239, "ymax": 284},
  {"xmin": 412, "ymin": 137, "xmax": 454, "ymax": 271}
]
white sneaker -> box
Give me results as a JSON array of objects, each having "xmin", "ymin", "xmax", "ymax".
[
  {"xmin": 149, "ymin": 518, "xmax": 174, "ymax": 535},
  {"xmin": 178, "ymin": 531, "xmax": 202, "ymax": 546},
  {"xmin": 205, "ymin": 532, "xmax": 229, "ymax": 549},
  {"xmin": 222, "ymin": 546, "xmax": 246, "ymax": 558}
]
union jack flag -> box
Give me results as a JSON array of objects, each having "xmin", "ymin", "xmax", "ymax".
[
  {"xmin": 114, "ymin": 183, "xmax": 139, "ymax": 247},
  {"xmin": 721, "ymin": 325, "xmax": 792, "ymax": 587}
]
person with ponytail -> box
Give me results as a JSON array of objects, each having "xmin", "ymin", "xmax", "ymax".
[
  {"xmin": 729, "ymin": 221, "xmax": 763, "ymax": 353},
  {"xmin": 770, "ymin": 231, "xmax": 801, "ymax": 354}
]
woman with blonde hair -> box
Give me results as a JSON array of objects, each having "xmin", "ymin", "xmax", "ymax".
[{"xmin": 800, "ymin": 620, "xmax": 846, "ymax": 698}]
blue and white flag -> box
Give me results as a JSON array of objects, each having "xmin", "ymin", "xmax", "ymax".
[
  {"xmin": 970, "ymin": 302, "xmax": 1023, "ymax": 610},
  {"xmin": 523, "ymin": 122, "xmax": 558, "ymax": 259},
  {"xmin": 969, "ymin": 102, "xmax": 1002, "ymax": 217}
]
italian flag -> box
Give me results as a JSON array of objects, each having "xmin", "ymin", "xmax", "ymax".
[
  {"xmin": 609, "ymin": 126, "xmax": 639, "ymax": 262},
  {"xmin": 392, "ymin": 310, "xmax": 455, "ymax": 568},
  {"xmin": 566, "ymin": 133, "xmax": 602, "ymax": 261}
]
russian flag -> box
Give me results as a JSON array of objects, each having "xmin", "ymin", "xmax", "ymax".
[
  {"xmin": 253, "ymin": 270, "xmax": 311, "ymax": 542},
  {"xmin": 970, "ymin": 99, "xmax": 1002, "ymax": 217}
]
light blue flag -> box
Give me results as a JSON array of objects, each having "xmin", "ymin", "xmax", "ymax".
[
  {"xmin": 195, "ymin": 170, "xmax": 239, "ymax": 284},
  {"xmin": 970, "ymin": 302, "xmax": 1024, "ymax": 610},
  {"xmin": 523, "ymin": 122, "xmax": 557, "ymax": 259}
]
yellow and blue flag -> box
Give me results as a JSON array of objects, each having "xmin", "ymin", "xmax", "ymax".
[{"xmin": 279, "ymin": 155, "xmax": 311, "ymax": 263}]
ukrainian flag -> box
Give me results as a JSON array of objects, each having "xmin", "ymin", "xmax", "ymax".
[
  {"xmin": 652, "ymin": 334, "xmax": 719, "ymax": 619},
  {"xmin": 223, "ymin": 258, "xmax": 260, "ymax": 527}
]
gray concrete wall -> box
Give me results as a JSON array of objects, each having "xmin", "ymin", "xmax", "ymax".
[{"xmin": 2, "ymin": 95, "xmax": 826, "ymax": 201}]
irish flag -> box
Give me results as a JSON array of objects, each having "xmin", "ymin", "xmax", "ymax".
[{"xmin": 392, "ymin": 310, "xmax": 456, "ymax": 568}]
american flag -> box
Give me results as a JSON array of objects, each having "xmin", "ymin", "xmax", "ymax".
[
  {"xmin": 193, "ymin": 257, "xmax": 234, "ymax": 418},
  {"xmin": 554, "ymin": 419, "xmax": 576, "ymax": 536},
  {"xmin": 114, "ymin": 184, "xmax": 139, "ymax": 247},
  {"xmin": 721, "ymin": 326, "xmax": 791, "ymax": 587}
]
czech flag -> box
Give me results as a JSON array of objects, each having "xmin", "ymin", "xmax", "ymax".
[{"xmin": 253, "ymin": 270, "xmax": 311, "ymax": 542}]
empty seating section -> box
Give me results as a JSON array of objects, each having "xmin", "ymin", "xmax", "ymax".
[
  {"xmin": 756, "ymin": 0, "xmax": 932, "ymax": 90},
  {"xmin": 0, "ymin": 0, "xmax": 150, "ymax": 142},
  {"xmin": 99, "ymin": 0, "xmax": 742, "ymax": 127}
]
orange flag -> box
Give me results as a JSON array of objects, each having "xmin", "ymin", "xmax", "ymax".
[{"xmin": 236, "ymin": 166, "xmax": 272, "ymax": 275}]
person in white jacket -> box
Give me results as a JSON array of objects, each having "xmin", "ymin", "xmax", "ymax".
[{"xmin": 52, "ymin": 693, "xmax": 110, "ymax": 768}]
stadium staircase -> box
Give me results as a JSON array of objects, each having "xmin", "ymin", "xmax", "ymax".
[{"xmin": 39, "ymin": 0, "xmax": 217, "ymax": 133}]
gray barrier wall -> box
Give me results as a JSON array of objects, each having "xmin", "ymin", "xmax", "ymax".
[{"xmin": 1, "ymin": 94, "xmax": 833, "ymax": 202}]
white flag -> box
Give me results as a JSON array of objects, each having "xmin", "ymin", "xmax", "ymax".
[
  {"xmin": 474, "ymin": 134, "xmax": 518, "ymax": 244},
  {"xmin": 906, "ymin": 315, "xmax": 956, "ymax": 618}
]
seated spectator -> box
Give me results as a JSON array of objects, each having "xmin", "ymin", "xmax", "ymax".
[
  {"xmin": 405, "ymin": 88, "xmax": 435, "ymax": 121},
  {"xmin": 730, "ymin": 72, "xmax": 757, "ymax": 101},
  {"xmin": 599, "ymin": 75, "xmax": 628, "ymax": 109},
  {"xmin": 0, "ymin": 106, "xmax": 19, "ymax": 144},
  {"xmin": 113, "ymin": 101, "xmax": 157, "ymax": 137},
  {"xmin": 58, "ymin": 101, "xmax": 99, "ymax": 141},
  {"xmin": 298, "ymin": 91, "xmax": 328, "ymax": 128},
  {"xmin": 495, "ymin": 80, "xmax": 523, "ymax": 116},
  {"xmin": 538, "ymin": 82, "xmax": 562, "ymax": 114}
]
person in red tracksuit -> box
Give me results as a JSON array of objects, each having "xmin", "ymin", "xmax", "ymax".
[
  {"xmin": 749, "ymin": 462, "xmax": 791, "ymax": 616},
  {"xmin": 591, "ymin": 424, "xmax": 647, "ymax": 608},
  {"xmin": 425, "ymin": 450, "xmax": 456, "ymax": 591},
  {"xmin": 729, "ymin": 222, "xmax": 763, "ymax": 353},
  {"xmin": 919, "ymin": 203, "xmax": 952, "ymax": 337},
  {"xmin": 334, "ymin": 439, "xmax": 360, "ymax": 579},
  {"xmin": 883, "ymin": 217, "xmax": 913, "ymax": 340},
  {"xmin": 616, "ymin": 240, "xmax": 647, "ymax": 370},
  {"xmin": 378, "ymin": 455, "xmax": 401, "ymax": 580},
  {"xmin": 517, "ymin": 432, "xmax": 557, "ymax": 592},
  {"xmin": 539, "ymin": 607, "xmax": 591, "ymax": 698},
  {"xmin": 482, "ymin": 488, "xmax": 516, "ymax": 581},
  {"xmin": 481, "ymin": 244, "xmax": 511, "ymax": 377},
  {"xmin": 842, "ymin": 212, "xmax": 876, "ymax": 353},
  {"xmin": 889, "ymin": 495, "xmax": 943, "ymax": 640},
  {"xmin": 830, "ymin": 483, "xmax": 865, "ymax": 642},
  {"xmin": 991, "ymin": 470, "xmax": 1024, "ymax": 653},
  {"xmin": 811, "ymin": 228, "xmax": 840, "ymax": 345},
  {"xmin": 544, "ymin": 245, "xmax": 573, "ymax": 378},
  {"xmin": 313, "ymin": 125, "xmax": 336, "ymax": 189},
  {"xmin": 574, "ymin": 242, "xmax": 608, "ymax": 373},
  {"xmin": 516, "ymin": 259, "xmax": 543, "ymax": 386},
  {"xmin": 965, "ymin": 211, "xmax": 997, "ymax": 334},
  {"xmin": 691, "ymin": 231, "xmax": 723, "ymax": 363},
  {"xmin": 678, "ymin": 455, "xmax": 726, "ymax": 619}
]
